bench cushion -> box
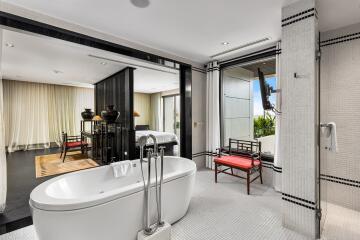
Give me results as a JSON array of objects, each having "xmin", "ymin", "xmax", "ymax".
[
  {"xmin": 65, "ymin": 141, "xmax": 87, "ymax": 148},
  {"xmin": 214, "ymin": 155, "xmax": 260, "ymax": 169}
]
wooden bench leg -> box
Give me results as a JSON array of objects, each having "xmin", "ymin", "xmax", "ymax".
[
  {"xmin": 63, "ymin": 148, "xmax": 67, "ymax": 163},
  {"xmin": 246, "ymin": 170, "xmax": 250, "ymax": 195},
  {"xmin": 60, "ymin": 145, "xmax": 63, "ymax": 158},
  {"xmin": 215, "ymin": 163, "xmax": 218, "ymax": 183}
]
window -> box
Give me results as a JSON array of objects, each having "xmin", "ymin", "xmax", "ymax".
[{"xmin": 221, "ymin": 58, "xmax": 276, "ymax": 147}]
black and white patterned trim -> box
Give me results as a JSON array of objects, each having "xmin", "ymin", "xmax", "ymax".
[
  {"xmin": 320, "ymin": 174, "xmax": 360, "ymax": 188},
  {"xmin": 262, "ymin": 161, "xmax": 282, "ymax": 173},
  {"xmin": 320, "ymin": 32, "xmax": 360, "ymax": 47},
  {"xmin": 282, "ymin": 193, "xmax": 316, "ymax": 210},
  {"xmin": 281, "ymin": 8, "xmax": 317, "ymax": 27}
]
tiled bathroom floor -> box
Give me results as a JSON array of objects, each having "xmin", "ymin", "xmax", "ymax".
[
  {"xmin": 0, "ymin": 169, "xmax": 309, "ymax": 240},
  {"xmin": 321, "ymin": 203, "xmax": 360, "ymax": 240}
]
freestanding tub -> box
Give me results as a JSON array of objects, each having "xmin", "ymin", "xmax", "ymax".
[{"xmin": 30, "ymin": 156, "xmax": 196, "ymax": 240}]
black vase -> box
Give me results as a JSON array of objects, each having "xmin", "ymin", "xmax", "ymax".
[
  {"xmin": 101, "ymin": 105, "xmax": 120, "ymax": 124},
  {"xmin": 81, "ymin": 108, "xmax": 95, "ymax": 120}
]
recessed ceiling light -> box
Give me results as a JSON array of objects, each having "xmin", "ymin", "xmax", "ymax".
[
  {"xmin": 130, "ymin": 0, "xmax": 150, "ymax": 8},
  {"xmin": 100, "ymin": 62, "xmax": 107, "ymax": 65},
  {"xmin": 5, "ymin": 43, "xmax": 14, "ymax": 48},
  {"xmin": 53, "ymin": 70, "xmax": 63, "ymax": 74},
  {"xmin": 221, "ymin": 42, "xmax": 230, "ymax": 45}
]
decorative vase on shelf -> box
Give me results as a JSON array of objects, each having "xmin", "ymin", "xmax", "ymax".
[
  {"xmin": 101, "ymin": 105, "xmax": 120, "ymax": 124},
  {"xmin": 81, "ymin": 108, "xmax": 95, "ymax": 120}
]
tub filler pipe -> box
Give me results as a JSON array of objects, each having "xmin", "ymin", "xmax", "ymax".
[
  {"xmin": 157, "ymin": 146, "xmax": 165, "ymax": 227},
  {"xmin": 138, "ymin": 134, "xmax": 167, "ymax": 237},
  {"xmin": 145, "ymin": 148, "xmax": 153, "ymax": 235}
]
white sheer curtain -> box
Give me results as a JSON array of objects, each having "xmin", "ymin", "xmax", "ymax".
[
  {"xmin": 150, "ymin": 93, "xmax": 162, "ymax": 131},
  {"xmin": 3, "ymin": 80, "xmax": 94, "ymax": 151},
  {"xmin": 0, "ymin": 79, "xmax": 6, "ymax": 213},
  {"xmin": 4, "ymin": 80, "xmax": 50, "ymax": 151},
  {"xmin": 206, "ymin": 61, "xmax": 221, "ymax": 169},
  {"xmin": 273, "ymin": 42, "xmax": 282, "ymax": 191},
  {"xmin": 0, "ymin": 29, "xmax": 6, "ymax": 213}
]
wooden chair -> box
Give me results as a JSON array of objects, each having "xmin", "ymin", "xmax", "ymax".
[
  {"xmin": 214, "ymin": 139, "xmax": 263, "ymax": 195},
  {"xmin": 60, "ymin": 132, "xmax": 88, "ymax": 162}
]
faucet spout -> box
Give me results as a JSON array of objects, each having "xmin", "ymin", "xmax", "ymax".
[{"xmin": 148, "ymin": 134, "xmax": 158, "ymax": 156}]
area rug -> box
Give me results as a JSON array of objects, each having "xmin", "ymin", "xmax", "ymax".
[{"xmin": 35, "ymin": 151, "xmax": 99, "ymax": 178}]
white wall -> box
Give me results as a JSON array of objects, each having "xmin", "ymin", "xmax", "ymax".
[
  {"xmin": 192, "ymin": 69, "xmax": 206, "ymax": 168},
  {"xmin": 134, "ymin": 93, "xmax": 151, "ymax": 126},
  {"xmin": 320, "ymin": 23, "xmax": 360, "ymax": 211},
  {"xmin": 257, "ymin": 135, "xmax": 275, "ymax": 154}
]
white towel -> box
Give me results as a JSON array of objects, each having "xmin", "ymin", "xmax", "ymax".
[
  {"xmin": 111, "ymin": 161, "xmax": 133, "ymax": 178},
  {"xmin": 328, "ymin": 122, "xmax": 338, "ymax": 153},
  {"xmin": 321, "ymin": 122, "xmax": 338, "ymax": 153}
]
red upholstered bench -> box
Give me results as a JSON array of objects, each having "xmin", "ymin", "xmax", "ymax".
[
  {"xmin": 60, "ymin": 132, "xmax": 88, "ymax": 162},
  {"xmin": 214, "ymin": 139, "xmax": 263, "ymax": 195}
]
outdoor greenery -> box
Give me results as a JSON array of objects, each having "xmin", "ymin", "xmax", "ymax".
[{"xmin": 254, "ymin": 113, "xmax": 276, "ymax": 138}]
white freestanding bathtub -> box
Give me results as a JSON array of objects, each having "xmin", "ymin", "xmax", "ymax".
[{"xmin": 30, "ymin": 156, "xmax": 196, "ymax": 240}]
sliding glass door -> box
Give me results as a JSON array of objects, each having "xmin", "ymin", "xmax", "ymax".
[{"xmin": 163, "ymin": 94, "xmax": 180, "ymax": 139}]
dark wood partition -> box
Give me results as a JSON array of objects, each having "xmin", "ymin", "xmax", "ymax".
[
  {"xmin": 95, "ymin": 67, "xmax": 135, "ymax": 160},
  {"xmin": 180, "ymin": 65, "xmax": 192, "ymax": 159}
]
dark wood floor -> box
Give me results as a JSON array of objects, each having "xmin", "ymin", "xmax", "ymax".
[{"xmin": 0, "ymin": 148, "xmax": 60, "ymax": 234}]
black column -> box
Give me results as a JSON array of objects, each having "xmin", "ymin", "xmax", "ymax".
[{"xmin": 180, "ymin": 65, "xmax": 192, "ymax": 159}]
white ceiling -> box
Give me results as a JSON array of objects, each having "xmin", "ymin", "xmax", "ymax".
[
  {"xmin": 318, "ymin": 0, "xmax": 360, "ymax": 32},
  {"xmin": 3, "ymin": 0, "xmax": 360, "ymax": 64},
  {"xmin": 1, "ymin": 29, "xmax": 179, "ymax": 93},
  {"xmin": 2, "ymin": 0, "xmax": 298, "ymax": 63}
]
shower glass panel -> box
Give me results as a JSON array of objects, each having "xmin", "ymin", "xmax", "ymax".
[{"xmin": 319, "ymin": 36, "xmax": 360, "ymax": 239}]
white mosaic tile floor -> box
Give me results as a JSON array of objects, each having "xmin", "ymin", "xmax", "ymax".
[{"xmin": 1, "ymin": 169, "xmax": 309, "ymax": 240}]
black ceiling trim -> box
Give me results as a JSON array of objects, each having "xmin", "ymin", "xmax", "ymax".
[
  {"xmin": 0, "ymin": 11, "xmax": 191, "ymax": 68},
  {"xmin": 218, "ymin": 46, "xmax": 277, "ymax": 69}
]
